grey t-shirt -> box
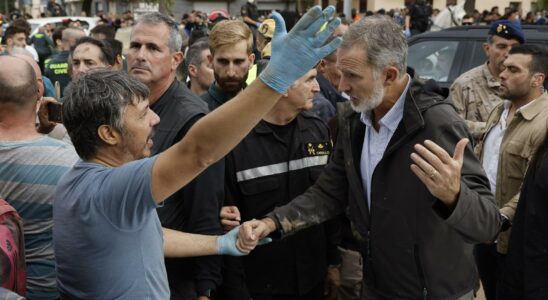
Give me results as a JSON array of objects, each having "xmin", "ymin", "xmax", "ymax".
[{"xmin": 53, "ymin": 157, "xmax": 169, "ymax": 299}]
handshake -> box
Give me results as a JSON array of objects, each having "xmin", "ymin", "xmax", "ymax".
[{"xmin": 217, "ymin": 206, "xmax": 277, "ymax": 256}]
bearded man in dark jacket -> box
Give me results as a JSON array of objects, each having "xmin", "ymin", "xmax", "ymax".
[{"xmin": 241, "ymin": 15, "xmax": 501, "ymax": 300}]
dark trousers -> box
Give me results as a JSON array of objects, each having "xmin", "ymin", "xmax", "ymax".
[
  {"xmin": 251, "ymin": 281, "xmax": 324, "ymax": 300},
  {"xmin": 169, "ymin": 279, "xmax": 197, "ymax": 300},
  {"xmin": 360, "ymin": 284, "xmax": 474, "ymax": 300},
  {"xmin": 474, "ymin": 243, "xmax": 505, "ymax": 300}
]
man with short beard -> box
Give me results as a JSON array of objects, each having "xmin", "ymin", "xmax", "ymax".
[
  {"xmin": 450, "ymin": 20, "xmax": 524, "ymax": 141},
  {"xmin": 201, "ymin": 20, "xmax": 255, "ymax": 111},
  {"xmin": 474, "ymin": 44, "xmax": 548, "ymax": 300},
  {"xmin": 242, "ymin": 15, "xmax": 501, "ymax": 300}
]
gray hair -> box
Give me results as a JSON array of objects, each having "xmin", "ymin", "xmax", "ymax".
[
  {"xmin": 341, "ymin": 15, "xmax": 407, "ymax": 75},
  {"xmin": 134, "ymin": 12, "xmax": 183, "ymax": 52},
  {"xmin": 63, "ymin": 70, "xmax": 149, "ymax": 160},
  {"xmin": 186, "ymin": 39, "xmax": 209, "ymax": 67}
]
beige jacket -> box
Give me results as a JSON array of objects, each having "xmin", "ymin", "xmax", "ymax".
[
  {"xmin": 476, "ymin": 92, "xmax": 548, "ymax": 253},
  {"xmin": 451, "ymin": 63, "xmax": 504, "ymax": 141}
]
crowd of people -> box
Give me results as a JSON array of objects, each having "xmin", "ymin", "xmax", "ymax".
[{"xmin": 0, "ymin": 1, "xmax": 547, "ymax": 300}]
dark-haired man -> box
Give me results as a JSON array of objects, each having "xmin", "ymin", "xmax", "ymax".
[
  {"xmin": 186, "ymin": 39, "xmax": 214, "ymax": 96},
  {"xmin": 53, "ymin": 6, "xmax": 341, "ymax": 299},
  {"xmin": 2, "ymin": 25, "xmax": 27, "ymax": 54},
  {"xmin": 128, "ymin": 12, "xmax": 225, "ymax": 299},
  {"xmin": 44, "ymin": 27, "xmax": 85, "ymax": 94},
  {"xmin": 90, "ymin": 24, "xmax": 116, "ymax": 40},
  {"xmin": 451, "ymin": 20, "xmax": 524, "ymax": 140},
  {"xmin": 70, "ymin": 37, "xmax": 115, "ymax": 80},
  {"xmin": 475, "ymin": 44, "xmax": 548, "ymax": 300}
]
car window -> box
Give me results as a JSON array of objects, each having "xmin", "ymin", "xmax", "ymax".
[
  {"xmin": 30, "ymin": 23, "xmax": 39, "ymax": 34},
  {"xmin": 408, "ymin": 41, "xmax": 459, "ymax": 82}
]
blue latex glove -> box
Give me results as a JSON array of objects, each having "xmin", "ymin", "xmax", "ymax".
[
  {"xmin": 404, "ymin": 28, "xmax": 411, "ymax": 38},
  {"xmin": 217, "ymin": 226, "xmax": 272, "ymax": 256},
  {"xmin": 259, "ymin": 5, "xmax": 342, "ymax": 94}
]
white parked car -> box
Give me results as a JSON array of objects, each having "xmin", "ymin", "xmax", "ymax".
[{"xmin": 28, "ymin": 17, "xmax": 100, "ymax": 37}]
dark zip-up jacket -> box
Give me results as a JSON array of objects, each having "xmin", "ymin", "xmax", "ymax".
[
  {"xmin": 267, "ymin": 79, "xmax": 501, "ymax": 299},
  {"xmin": 499, "ymin": 153, "xmax": 548, "ymax": 300},
  {"xmin": 222, "ymin": 113, "xmax": 340, "ymax": 298}
]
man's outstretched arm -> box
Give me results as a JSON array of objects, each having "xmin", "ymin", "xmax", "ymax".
[
  {"xmin": 164, "ymin": 223, "xmax": 271, "ymax": 257},
  {"xmin": 151, "ymin": 6, "xmax": 342, "ymax": 203}
]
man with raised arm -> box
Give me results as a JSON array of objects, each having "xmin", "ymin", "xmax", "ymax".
[{"xmin": 52, "ymin": 7, "xmax": 341, "ymax": 299}]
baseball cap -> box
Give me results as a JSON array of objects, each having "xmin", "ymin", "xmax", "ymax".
[
  {"xmin": 258, "ymin": 19, "xmax": 275, "ymax": 39},
  {"xmin": 208, "ymin": 9, "xmax": 230, "ymax": 23}
]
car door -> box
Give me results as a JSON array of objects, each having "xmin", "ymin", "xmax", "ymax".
[{"xmin": 408, "ymin": 38, "xmax": 467, "ymax": 88}]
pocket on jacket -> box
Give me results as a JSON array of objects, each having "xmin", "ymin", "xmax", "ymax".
[{"xmin": 505, "ymin": 142, "xmax": 532, "ymax": 180}]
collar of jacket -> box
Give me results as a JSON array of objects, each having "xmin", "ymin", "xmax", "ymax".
[
  {"xmin": 343, "ymin": 78, "xmax": 449, "ymax": 157},
  {"xmin": 519, "ymin": 92, "xmax": 548, "ymax": 121},
  {"xmin": 151, "ymin": 79, "xmax": 179, "ymax": 110},
  {"xmin": 487, "ymin": 92, "xmax": 548, "ymax": 127},
  {"xmin": 207, "ymin": 82, "xmax": 242, "ymax": 107},
  {"xmin": 254, "ymin": 112, "xmax": 314, "ymax": 135}
]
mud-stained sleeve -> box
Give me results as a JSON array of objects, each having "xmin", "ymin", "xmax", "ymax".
[{"xmin": 266, "ymin": 136, "xmax": 349, "ymax": 238}]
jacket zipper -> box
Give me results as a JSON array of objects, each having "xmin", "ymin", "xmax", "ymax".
[{"xmin": 414, "ymin": 244, "xmax": 428, "ymax": 300}]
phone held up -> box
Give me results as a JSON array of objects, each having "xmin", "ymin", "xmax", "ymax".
[
  {"xmin": 47, "ymin": 81, "xmax": 63, "ymax": 123},
  {"xmin": 47, "ymin": 102, "xmax": 63, "ymax": 123}
]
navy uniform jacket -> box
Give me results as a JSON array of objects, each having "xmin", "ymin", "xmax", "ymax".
[{"xmin": 221, "ymin": 112, "xmax": 340, "ymax": 298}]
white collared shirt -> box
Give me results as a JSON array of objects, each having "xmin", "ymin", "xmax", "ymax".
[
  {"xmin": 360, "ymin": 75, "xmax": 411, "ymax": 210},
  {"xmin": 482, "ymin": 99, "xmax": 535, "ymax": 193}
]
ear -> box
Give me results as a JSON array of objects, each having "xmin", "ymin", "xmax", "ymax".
[
  {"xmin": 383, "ymin": 66, "xmax": 399, "ymax": 87},
  {"xmin": 531, "ymin": 73, "xmax": 545, "ymax": 88},
  {"xmin": 248, "ymin": 53, "xmax": 255, "ymax": 66},
  {"xmin": 188, "ymin": 64, "xmax": 198, "ymax": 77},
  {"xmin": 317, "ymin": 59, "xmax": 327, "ymax": 73},
  {"xmin": 37, "ymin": 78, "xmax": 44, "ymax": 98},
  {"xmin": 97, "ymin": 124, "xmax": 122, "ymax": 147},
  {"xmin": 482, "ymin": 42, "xmax": 490, "ymax": 57},
  {"xmin": 115, "ymin": 54, "xmax": 122, "ymax": 67},
  {"xmin": 208, "ymin": 53, "xmax": 213, "ymax": 65},
  {"xmin": 171, "ymin": 51, "xmax": 184, "ymax": 71}
]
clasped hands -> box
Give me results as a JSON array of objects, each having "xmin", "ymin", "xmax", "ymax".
[{"xmin": 219, "ymin": 206, "xmax": 276, "ymax": 255}]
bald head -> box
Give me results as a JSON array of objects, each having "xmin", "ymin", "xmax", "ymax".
[
  {"xmin": 0, "ymin": 56, "xmax": 38, "ymax": 107},
  {"xmin": 62, "ymin": 28, "xmax": 86, "ymax": 50},
  {"xmin": 12, "ymin": 52, "xmax": 44, "ymax": 98},
  {"xmin": 12, "ymin": 51, "xmax": 42, "ymax": 78}
]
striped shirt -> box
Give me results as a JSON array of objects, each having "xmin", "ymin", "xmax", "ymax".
[{"xmin": 0, "ymin": 136, "xmax": 78, "ymax": 299}]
